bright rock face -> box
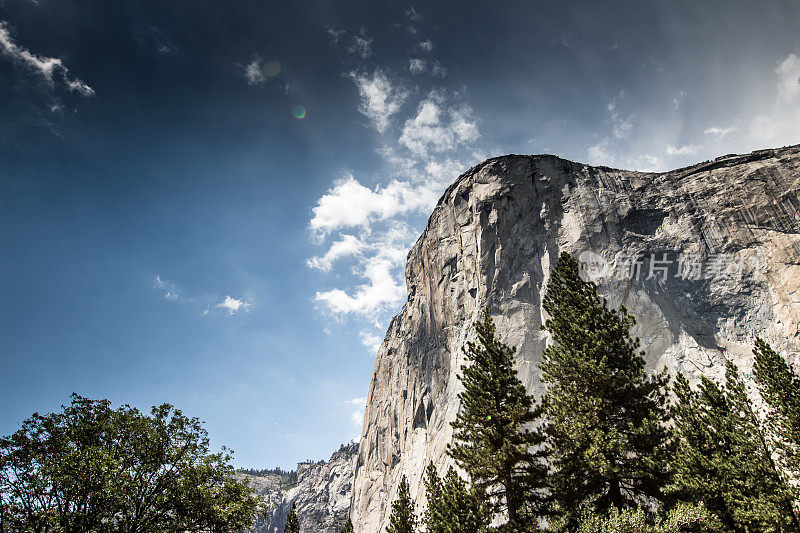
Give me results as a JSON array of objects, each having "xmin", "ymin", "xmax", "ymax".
[
  {"xmin": 242, "ymin": 443, "xmax": 358, "ymax": 533},
  {"xmin": 349, "ymin": 146, "xmax": 800, "ymax": 532}
]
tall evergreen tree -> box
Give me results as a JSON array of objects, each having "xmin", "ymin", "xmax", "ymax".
[
  {"xmin": 284, "ymin": 503, "xmax": 300, "ymax": 533},
  {"xmin": 540, "ymin": 252, "xmax": 671, "ymax": 529},
  {"xmin": 449, "ymin": 309, "xmax": 549, "ymax": 528},
  {"xmin": 423, "ymin": 462, "xmax": 489, "ymax": 533},
  {"xmin": 753, "ymin": 338, "xmax": 800, "ymax": 482},
  {"xmin": 669, "ymin": 362, "xmax": 799, "ymax": 531},
  {"xmin": 340, "ymin": 517, "xmax": 354, "ymax": 533},
  {"xmin": 387, "ymin": 475, "xmax": 416, "ymax": 533}
]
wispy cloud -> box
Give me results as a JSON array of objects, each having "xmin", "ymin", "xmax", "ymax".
[
  {"xmin": 244, "ymin": 56, "xmax": 266, "ymax": 86},
  {"xmin": 312, "ymin": 27, "xmax": 482, "ymax": 324},
  {"xmin": 408, "ymin": 58, "xmax": 426, "ymax": 75},
  {"xmin": 666, "ymin": 144, "xmax": 699, "ymax": 156},
  {"xmin": 153, "ymin": 275, "xmax": 180, "ymax": 301},
  {"xmin": 351, "ymin": 70, "xmax": 407, "ymax": 133},
  {"xmin": 418, "ymin": 40, "xmax": 434, "ymax": 53},
  {"xmin": 704, "ymin": 126, "xmax": 737, "ymax": 139},
  {"xmin": 347, "ymin": 29, "xmax": 372, "ymax": 59},
  {"xmin": 325, "ymin": 24, "xmax": 346, "ymax": 44},
  {"xmin": 359, "ymin": 331, "xmax": 383, "ymax": 353},
  {"xmin": 0, "ymin": 21, "xmax": 94, "ymax": 96},
  {"xmin": 398, "ymin": 95, "xmax": 479, "ymax": 157},
  {"xmin": 217, "ymin": 295, "xmax": 251, "ymax": 315}
]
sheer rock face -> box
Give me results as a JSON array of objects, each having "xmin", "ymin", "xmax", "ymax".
[
  {"xmin": 349, "ymin": 145, "xmax": 800, "ymax": 532},
  {"xmin": 244, "ymin": 443, "xmax": 358, "ymax": 533}
]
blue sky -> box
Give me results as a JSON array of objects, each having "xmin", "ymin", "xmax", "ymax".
[{"xmin": 1, "ymin": 0, "xmax": 799, "ymax": 469}]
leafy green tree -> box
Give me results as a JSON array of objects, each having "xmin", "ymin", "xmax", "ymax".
[
  {"xmin": 387, "ymin": 475, "xmax": 416, "ymax": 533},
  {"xmin": 576, "ymin": 502, "xmax": 721, "ymax": 533},
  {"xmin": 0, "ymin": 394, "xmax": 260, "ymax": 533},
  {"xmin": 540, "ymin": 252, "xmax": 671, "ymax": 528},
  {"xmin": 753, "ymin": 338, "xmax": 800, "ymax": 484},
  {"xmin": 340, "ymin": 517, "xmax": 354, "ymax": 533},
  {"xmin": 422, "ymin": 462, "xmax": 489, "ymax": 533},
  {"xmin": 448, "ymin": 309, "xmax": 549, "ymax": 528},
  {"xmin": 283, "ymin": 503, "xmax": 299, "ymax": 533},
  {"xmin": 669, "ymin": 362, "xmax": 799, "ymax": 531}
]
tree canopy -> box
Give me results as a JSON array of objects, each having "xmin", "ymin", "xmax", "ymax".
[{"xmin": 0, "ymin": 394, "xmax": 260, "ymax": 533}]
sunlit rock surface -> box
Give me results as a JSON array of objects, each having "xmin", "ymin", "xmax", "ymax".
[
  {"xmin": 349, "ymin": 145, "xmax": 800, "ymax": 532},
  {"xmin": 242, "ymin": 443, "xmax": 358, "ymax": 533}
]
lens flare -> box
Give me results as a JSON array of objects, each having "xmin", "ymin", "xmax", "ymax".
[
  {"xmin": 263, "ymin": 60, "xmax": 281, "ymax": 77},
  {"xmin": 292, "ymin": 105, "xmax": 306, "ymax": 119}
]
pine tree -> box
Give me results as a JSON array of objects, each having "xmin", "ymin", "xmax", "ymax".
[
  {"xmin": 422, "ymin": 462, "xmax": 489, "ymax": 533},
  {"xmin": 340, "ymin": 517, "xmax": 354, "ymax": 533},
  {"xmin": 753, "ymin": 339, "xmax": 800, "ymax": 481},
  {"xmin": 669, "ymin": 362, "xmax": 799, "ymax": 531},
  {"xmin": 284, "ymin": 503, "xmax": 300, "ymax": 533},
  {"xmin": 541, "ymin": 252, "xmax": 671, "ymax": 529},
  {"xmin": 387, "ymin": 475, "xmax": 416, "ymax": 533},
  {"xmin": 448, "ymin": 309, "xmax": 549, "ymax": 528},
  {"xmin": 576, "ymin": 502, "xmax": 720, "ymax": 533}
]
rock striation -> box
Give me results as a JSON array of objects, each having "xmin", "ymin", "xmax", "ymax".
[
  {"xmin": 349, "ymin": 145, "xmax": 800, "ymax": 532},
  {"xmin": 241, "ymin": 443, "xmax": 358, "ymax": 533}
]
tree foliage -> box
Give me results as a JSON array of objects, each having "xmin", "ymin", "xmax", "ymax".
[
  {"xmin": 576, "ymin": 502, "xmax": 721, "ymax": 533},
  {"xmin": 339, "ymin": 517, "xmax": 354, "ymax": 533},
  {"xmin": 669, "ymin": 362, "xmax": 799, "ymax": 531},
  {"xmin": 0, "ymin": 394, "xmax": 260, "ymax": 533},
  {"xmin": 283, "ymin": 503, "xmax": 299, "ymax": 533},
  {"xmin": 422, "ymin": 462, "xmax": 488, "ymax": 533},
  {"xmin": 540, "ymin": 252, "xmax": 671, "ymax": 528},
  {"xmin": 387, "ymin": 475, "xmax": 417, "ymax": 533},
  {"xmin": 449, "ymin": 309, "xmax": 549, "ymax": 527},
  {"xmin": 753, "ymin": 338, "xmax": 800, "ymax": 483}
]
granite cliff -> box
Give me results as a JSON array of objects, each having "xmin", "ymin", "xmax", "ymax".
[
  {"xmin": 240, "ymin": 443, "xmax": 358, "ymax": 533},
  {"xmin": 349, "ymin": 145, "xmax": 800, "ymax": 532}
]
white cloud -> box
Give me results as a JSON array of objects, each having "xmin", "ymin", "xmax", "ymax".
[
  {"xmin": 747, "ymin": 52, "xmax": 800, "ymax": 146},
  {"xmin": 0, "ymin": 21, "xmax": 93, "ymax": 96},
  {"xmin": 351, "ymin": 70, "xmax": 407, "ymax": 133},
  {"xmin": 398, "ymin": 97, "xmax": 479, "ymax": 157},
  {"xmin": 311, "ymin": 37, "xmax": 482, "ymax": 324},
  {"xmin": 217, "ymin": 296, "xmax": 251, "ymax": 315},
  {"xmin": 309, "ymin": 175, "xmax": 436, "ymax": 236},
  {"xmin": 153, "ymin": 275, "xmax": 180, "ymax": 300},
  {"xmin": 345, "ymin": 396, "xmax": 367, "ymax": 438},
  {"xmin": 360, "ymin": 331, "xmax": 383, "ymax": 353},
  {"xmin": 244, "ymin": 57, "xmax": 265, "ymax": 86},
  {"xmin": 704, "ymin": 126, "xmax": 737, "ymax": 139},
  {"xmin": 315, "ymin": 234, "xmax": 408, "ymax": 317},
  {"xmin": 307, "ymin": 234, "xmax": 365, "ymax": 270},
  {"xmin": 315, "ymin": 251, "xmax": 405, "ymax": 316},
  {"xmin": 408, "ymin": 59, "xmax": 426, "ymax": 75},
  {"xmin": 776, "ymin": 53, "xmax": 800, "ymax": 103},
  {"xmin": 666, "ymin": 144, "xmax": 699, "ymax": 156},
  {"xmin": 634, "ymin": 154, "xmax": 662, "ymax": 172},
  {"xmin": 418, "ymin": 40, "xmax": 434, "ymax": 53},
  {"xmin": 587, "ymin": 142, "xmax": 615, "ymax": 166},
  {"xmin": 607, "ymin": 92, "xmax": 633, "ymax": 139},
  {"xmin": 65, "ymin": 78, "xmax": 94, "ymax": 96}
]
